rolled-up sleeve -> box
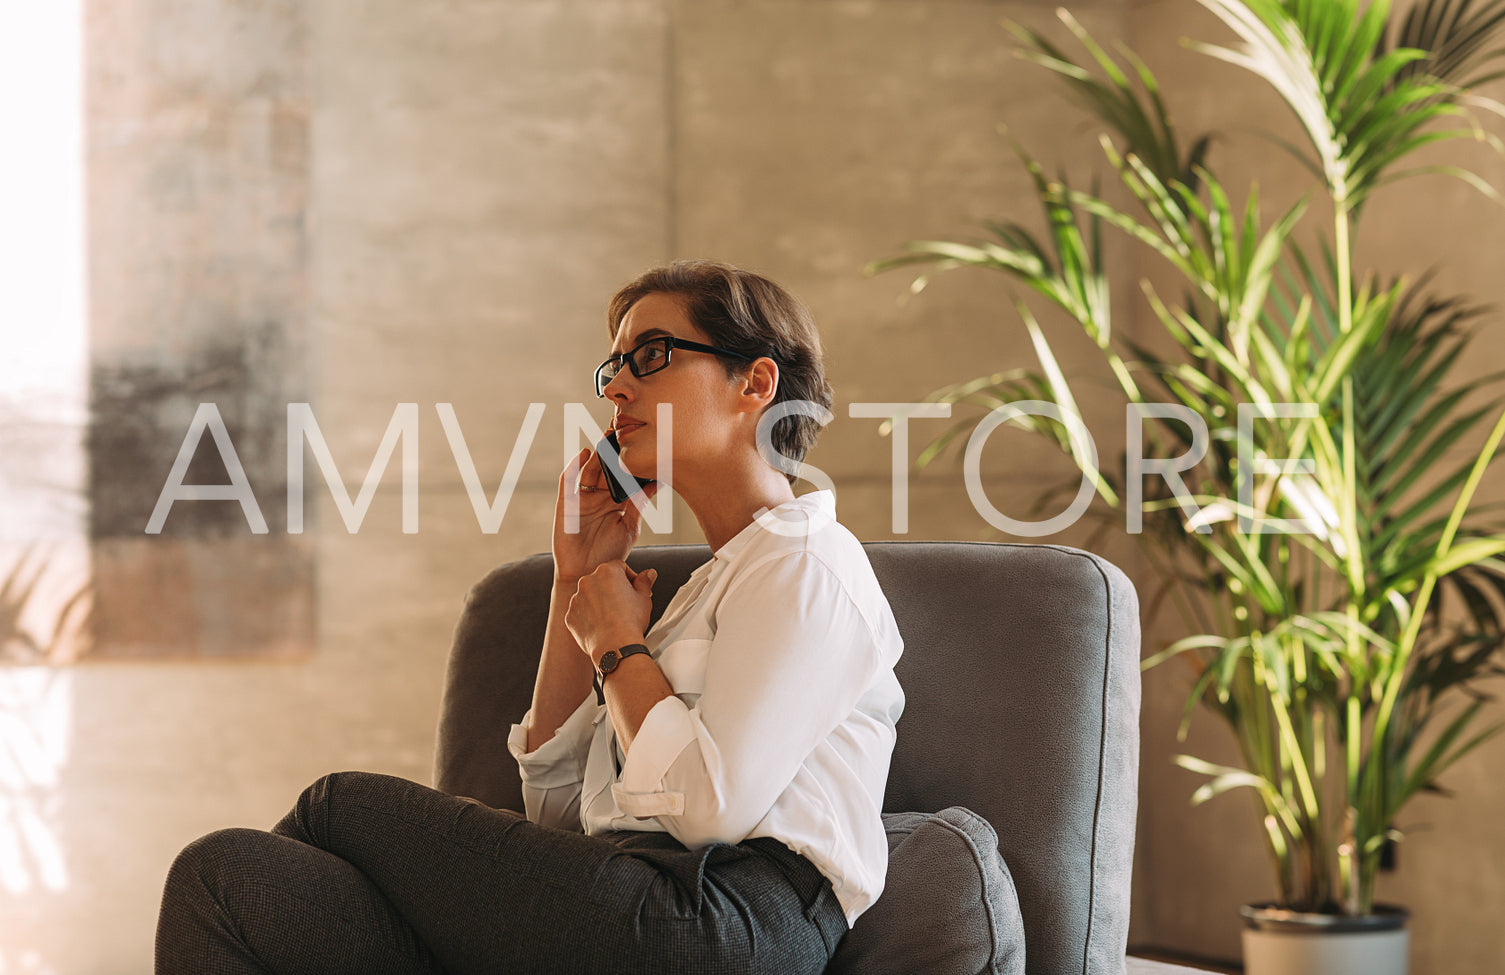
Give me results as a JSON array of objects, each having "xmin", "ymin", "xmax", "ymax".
[
  {"xmin": 507, "ymin": 692, "xmax": 597, "ymax": 831},
  {"xmin": 612, "ymin": 696, "xmax": 695, "ymax": 817},
  {"xmin": 613, "ymin": 550, "xmax": 884, "ymax": 847}
]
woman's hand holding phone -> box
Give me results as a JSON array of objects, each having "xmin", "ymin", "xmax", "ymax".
[{"xmin": 551, "ymin": 441, "xmax": 659, "ymax": 588}]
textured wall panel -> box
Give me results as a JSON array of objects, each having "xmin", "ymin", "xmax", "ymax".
[{"xmin": 85, "ymin": 0, "xmax": 312, "ymax": 655}]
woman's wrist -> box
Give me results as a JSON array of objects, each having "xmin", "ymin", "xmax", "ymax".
[{"xmin": 587, "ymin": 632, "xmax": 649, "ymax": 668}]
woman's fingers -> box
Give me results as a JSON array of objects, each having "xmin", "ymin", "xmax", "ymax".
[
  {"xmin": 579, "ymin": 448, "xmax": 602, "ymax": 489},
  {"xmin": 559, "ymin": 447, "xmax": 616, "ymax": 509},
  {"xmin": 558, "ymin": 447, "xmax": 590, "ymax": 499},
  {"xmin": 565, "ymin": 561, "xmax": 658, "ymax": 652},
  {"xmin": 555, "ymin": 446, "xmax": 650, "ymax": 578}
]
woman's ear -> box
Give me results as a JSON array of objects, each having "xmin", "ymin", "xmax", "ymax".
[{"xmin": 738, "ymin": 357, "xmax": 779, "ymax": 411}]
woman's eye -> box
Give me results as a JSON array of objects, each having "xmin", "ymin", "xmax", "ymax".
[{"xmin": 640, "ymin": 346, "xmax": 666, "ymax": 364}]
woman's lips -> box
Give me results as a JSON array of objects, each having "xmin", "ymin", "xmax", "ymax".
[{"xmin": 616, "ymin": 422, "xmax": 645, "ymax": 439}]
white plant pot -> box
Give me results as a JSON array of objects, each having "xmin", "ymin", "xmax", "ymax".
[{"xmin": 1241, "ymin": 902, "xmax": 1409, "ymax": 975}]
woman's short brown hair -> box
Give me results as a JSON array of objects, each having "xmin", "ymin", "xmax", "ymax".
[{"xmin": 607, "ymin": 261, "xmax": 833, "ymax": 485}]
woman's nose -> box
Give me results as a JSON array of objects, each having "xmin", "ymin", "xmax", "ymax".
[{"xmin": 603, "ymin": 368, "xmax": 634, "ymax": 401}]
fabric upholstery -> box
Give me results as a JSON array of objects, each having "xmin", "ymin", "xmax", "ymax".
[
  {"xmin": 435, "ymin": 541, "xmax": 1141, "ymax": 975},
  {"xmin": 825, "ymin": 806, "xmax": 1025, "ymax": 975}
]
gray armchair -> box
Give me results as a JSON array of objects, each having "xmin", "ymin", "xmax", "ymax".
[{"xmin": 435, "ymin": 541, "xmax": 1143, "ymax": 975}]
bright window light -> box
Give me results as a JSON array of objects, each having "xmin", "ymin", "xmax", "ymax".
[{"xmin": 0, "ymin": 0, "xmax": 83, "ymax": 940}]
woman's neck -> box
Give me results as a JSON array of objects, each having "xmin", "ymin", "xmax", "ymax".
[{"xmin": 678, "ymin": 463, "xmax": 798, "ymax": 553}]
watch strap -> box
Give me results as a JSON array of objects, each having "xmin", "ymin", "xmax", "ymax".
[{"xmin": 593, "ymin": 643, "xmax": 652, "ymax": 704}]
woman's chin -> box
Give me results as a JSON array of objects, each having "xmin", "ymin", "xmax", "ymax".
[{"xmin": 618, "ymin": 441, "xmax": 658, "ymax": 480}]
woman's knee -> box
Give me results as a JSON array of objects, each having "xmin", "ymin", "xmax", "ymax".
[
  {"xmin": 274, "ymin": 770, "xmax": 370, "ymax": 843},
  {"xmin": 164, "ymin": 827, "xmax": 277, "ymax": 902},
  {"xmin": 298, "ymin": 770, "xmax": 414, "ymax": 810}
]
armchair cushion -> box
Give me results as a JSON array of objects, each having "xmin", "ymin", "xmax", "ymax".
[{"xmin": 827, "ymin": 806, "xmax": 1025, "ymax": 975}]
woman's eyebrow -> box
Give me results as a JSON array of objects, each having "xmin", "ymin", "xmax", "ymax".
[{"xmin": 612, "ymin": 327, "xmax": 673, "ymax": 354}]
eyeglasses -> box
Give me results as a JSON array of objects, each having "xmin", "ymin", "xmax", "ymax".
[{"xmin": 594, "ymin": 335, "xmax": 753, "ymax": 397}]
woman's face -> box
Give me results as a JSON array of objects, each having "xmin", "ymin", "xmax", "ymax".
[{"xmin": 602, "ymin": 292, "xmax": 744, "ymax": 482}]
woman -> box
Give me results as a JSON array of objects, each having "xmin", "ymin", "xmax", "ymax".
[{"xmin": 156, "ymin": 260, "xmax": 905, "ymax": 974}]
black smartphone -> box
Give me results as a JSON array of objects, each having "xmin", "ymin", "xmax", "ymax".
[{"xmin": 597, "ymin": 430, "xmax": 656, "ymax": 503}]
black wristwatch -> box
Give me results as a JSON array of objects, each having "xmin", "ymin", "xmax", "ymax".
[{"xmin": 593, "ymin": 643, "xmax": 652, "ymax": 704}]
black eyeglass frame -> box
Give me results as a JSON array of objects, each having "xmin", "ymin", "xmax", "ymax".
[{"xmin": 594, "ymin": 336, "xmax": 755, "ymax": 398}]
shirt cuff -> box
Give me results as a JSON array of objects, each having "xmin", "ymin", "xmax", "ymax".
[
  {"xmin": 612, "ymin": 695, "xmax": 698, "ymax": 818},
  {"xmin": 507, "ymin": 695, "xmax": 598, "ymax": 791}
]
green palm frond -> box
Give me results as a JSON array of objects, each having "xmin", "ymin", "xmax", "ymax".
[
  {"xmin": 1195, "ymin": 0, "xmax": 1494, "ymax": 216},
  {"xmin": 1005, "ymin": 9, "xmax": 1210, "ymax": 189},
  {"xmin": 1385, "ymin": 0, "xmax": 1505, "ymax": 89},
  {"xmin": 868, "ymin": 146, "xmax": 1114, "ymax": 347}
]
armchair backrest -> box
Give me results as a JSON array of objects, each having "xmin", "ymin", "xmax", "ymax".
[{"xmin": 435, "ymin": 540, "xmax": 1140, "ymax": 975}]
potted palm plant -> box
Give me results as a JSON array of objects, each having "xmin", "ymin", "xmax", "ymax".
[{"xmin": 871, "ymin": 2, "xmax": 1505, "ymax": 973}]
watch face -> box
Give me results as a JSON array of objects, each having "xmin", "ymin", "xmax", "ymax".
[{"xmin": 598, "ymin": 650, "xmax": 620, "ymax": 674}]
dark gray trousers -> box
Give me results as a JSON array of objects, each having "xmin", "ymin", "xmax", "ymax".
[{"xmin": 155, "ymin": 771, "xmax": 847, "ymax": 975}]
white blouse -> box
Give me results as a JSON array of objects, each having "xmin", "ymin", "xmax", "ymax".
[{"xmin": 507, "ymin": 490, "xmax": 905, "ymax": 924}]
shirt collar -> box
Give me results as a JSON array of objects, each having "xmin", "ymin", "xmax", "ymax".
[{"xmin": 710, "ymin": 489, "xmax": 836, "ymax": 564}]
